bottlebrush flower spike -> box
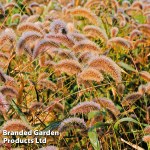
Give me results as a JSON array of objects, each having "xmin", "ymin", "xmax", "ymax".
[
  {"xmin": 0, "ymin": 85, "xmax": 18, "ymax": 99},
  {"xmin": 0, "ymin": 119, "xmax": 31, "ymax": 133},
  {"xmin": 29, "ymin": 102, "xmax": 45, "ymax": 112},
  {"xmin": 138, "ymin": 24, "xmax": 150, "ymax": 36},
  {"xmin": 38, "ymin": 79, "xmax": 57, "ymax": 92},
  {"xmin": 140, "ymin": 71, "xmax": 150, "ymax": 82},
  {"xmin": 46, "ymin": 33, "xmax": 75, "ymax": 49},
  {"xmin": 50, "ymin": 19, "xmax": 68, "ymax": 34},
  {"xmin": 138, "ymin": 84, "xmax": 147, "ymax": 94},
  {"xmin": 93, "ymin": 97, "xmax": 120, "ymax": 116},
  {"xmin": 0, "ymin": 69, "xmax": 6, "ymax": 83},
  {"xmin": 78, "ymin": 51, "xmax": 94, "ymax": 63},
  {"xmin": 70, "ymin": 7, "xmax": 99, "ymax": 26},
  {"xmin": 88, "ymin": 55, "xmax": 122, "ymax": 83},
  {"xmin": 32, "ymin": 39, "xmax": 59, "ymax": 59},
  {"xmin": 144, "ymin": 126, "xmax": 150, "ymax": 134},
  {"xmin": 83, "ymin": 25, "xmax": 108, "ymax": 42},
  {"xmin": 73, "ymin": 40, "xmax": 102, "ymax": 54},
  {"xmin": 4, "ymin": 2, "xmax": 19, "ymax": 10},
  {"xmin": 70, "ymin": 101, "xmax": 100, "ymax": 115},
  {"xmin": 16, "ymin": 31, "xmax": 42, "ymax": 55},
  {"xmin": 130, "ymin": 29, "xmax": 142, "ymax": 41},
  {"xmin": 0, "ymin": 3, "xmax": 5, "ymax": 16},
  {"xmin": 110, "ymin": 27, "xmax": 119, "ymax": 37},
  {"xmin": 0, "ymin": 93, "xmax": 9, "ymax": 114},
  {"xmin": 143, "ymin": 135, "xmax": 150, "ymax": 143},
  {"xmin": 37, "ymin": 146, "xmax": 58, "ymax": 150},
  {"xmin": 69, "ymin": 32, "xmax": 87, "ymax": 42},
  {"xmin": 58, "ymin": 117, "xmax": 86, "ymax": 132},
  {"xmin": 145, "ymin": 82, "xmax": 150, "ymax": 95},
  {"xmin": 121, "ymin": 92, "xmax": 143, "ymax": 106},
  {"xmin": 78, "ymin": 67, "xmax": 104, "ymax": 83},
  {"xmin": 107, "ymin": 37, "xmax": 132, "ymax": 50},
  {"xmin": 17, "ymin": 22, "xmax": 44, "ymax": 35},
  {"xmin": 84, "ymin": 0, "xmax": 101, "ymax": 8},
  {"xmin": 0, "ymin": 28, "xmax": 16, "ymax": 45},
  {"xmin": 55, "ymin": 59, "xmax": 82, "ymax": 75}
]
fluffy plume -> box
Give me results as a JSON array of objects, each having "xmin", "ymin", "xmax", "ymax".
[
  {"xmin": 84, "ymin": 0, "xmax": 101, "ymax": 8},
  {"xmin": 145, "ymin": 82, "xmax": 150, "ymax": 95},
  {"xmin": 83, "ymin": 25, "xmax": 108, "ymax": 42},
  {"xmin": 78, "ymin": 67, "xmax": 103, "ymax": 83},
  {"xmin": 130, "ymin": 29, "xmax": 142, "ymax": 41},
  {"xmin": 138, "ymin": 24, "xmax": 150, "ymax": 36},
  {"xmin": 4, "ymin": 2, "xmax": 19, "ymax": 10},
  {"xmin": 107, "ymin": 37, "xmax": 132, "ymax": 50},
  {"xmin": 88, "ymin": 55, "xmax": 122, "ymax": 83},
  {"xmin": 55, "ymin": 59, "xmax": 82, "ymax": 75},
  {"xmin": 25, "ymin": 15, "xmax": 40, "ymax": 23},
  {"xmin": 117, "ymin": 83, "xmax": 125, "ymax": 95},
  {"xmin": 33, "ymin": 39, "xmax": 59, "ymax": 59},
  {"xmin": 46, "ymin": 33, "xmax": 75, "ymax": 49},
  {"xmin": 0, "ymin": 85, "xmax": 18, "ymax": 98},
  {"xmin": 121, "ymin": 92, "xmax": 143, "ymax": 106},
  {"xmin": 110, "ymin": 27, "xmax": 119, "ymax": 37},
  {"xmin": 58, "ymin": 117, "xmax": 86, "ymax": 132},
  {"xmin": 73, "ymin": 40, "xmax": 101, "ymax": 54},
  {"xmin": 138, "ymin": 84, "xmax": 147, "ymax": 95},
  {"xmin": 0, "ymin": 3, "xmax": 5, "ymax": 16},
  {"xmin": 50, "ymin": 19, "xmax": 68, "ymax": 34},
  {"xmin": 0, "ymin": 119, "xmax": 31, "ymax": 133},
  {"xmin": 38, "ymin": 79, "xmax": 57, "ymax": 92},
  {"xmin": 143, "ymin": 135, "xmax": 150, "ymax": 143},
  {"xmin": 78, "ymin": 51, "xmax": 94, "ymax": 63},
  {"xmin": 144, "ymin": 126, "xmax": 150, "ymax": 134},
  {"xmin": 29, "ymin": 102, "xmax": 45, "ymax": 112},
  {"xmin": 131, "ymin": 1, "xmax": 143, "ymax": 10},
  {"xmin": 70, "ymin": 7, "xmax": 99, "ymax": 26},
  {"xmin": 0, "ymin": 69, "xmax": 6, "ymax": 83},
  {"xmin": 0, "ymin": 93, "xmax": 9, "ymax": 114},
  {"xmin": 140, "ymin": 71, "xmax": 150, "ymax": 82},
  {"xmin": 69, "ymin": 32, "xmax": 87, "ymax": 42},
  {"xmin": 70, "ymin": 101, "xmax": 100, "ymax": 115},
  {"xmin": 16, "ymin": 31, "xmax": 42, "ymax": 55},
  {"xmin": 17, "ymin": 22, "xmax": 44, "ymax": 35},
  {"xmin": 0, "ymin": 28, "xmax": 16, "ymax": 46},
  {"xmin": 93, "ymin": 97, "xmax": 120, "ymax": 116}
]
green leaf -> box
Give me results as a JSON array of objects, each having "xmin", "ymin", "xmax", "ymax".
[
  {"xmin": 88, "ymin": 128, "xmax": 100, "ymax": 150},
  {"xmin": 11, "ymin": 100, "xmax": 29, "ymax": 123},
  {"xmin": 88, "ymin": 111, "xmax": 100, "ymax": 120},
  {"xmin": 118, "ymin": 62, "xmax": 137, "ymax": 72},
  {"xmin": 114, "ymin": 117, "xmax": 141, "ymax": 131},
  {"xmin": 89, "ymin": 122, "xmax": 110, "ymax": 131},
  {"xmin": 43, "ymin": 121, "xmax": 61, "ymax": 131}
]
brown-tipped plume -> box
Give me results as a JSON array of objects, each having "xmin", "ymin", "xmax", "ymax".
[
  {"xmin": 70, "ymin": 101, "xmax": 100, "ymax": 115},
  {"xmin": 144, "ymin": 126, "xmax": 150, "ymax": 134},
  {"xmin": 140, "ymin": 71, "xmax": 150, "ymax": 82},
  {"xmin": 84, "ymin": 0, "xmax": 101, "ymax": 8},
  {"xmin": 110, "ymin": 27, "xmax": 119, "ymax": 37},
  {"xmin": 0, "ymin": 93, "xmax": 9, "ymax": 114},
  {"xmin": 73, "ymin": 40, "xmax": 101, "ymax": 54},
  {"xmin": 78, "ymin": 52, "xmax": 94, "ymax": 63},
  {"xmin": 55, "ymin": 59, "xmax": 82, "ymax": 75},
  {"xmin": 4, "ymin": 2, "xmax": 19, "ymax": 10},
  {"xmin": 83, "ymin": 25, "xmax": 108, "ymax": 42},
  {"xmin": 29, "ymin": 102, "xmax": 45, "ymax": 112},
  {"xmin": 121, "ymin": 92, "xmax": 143, "ymax": 106},
  {"xmin": 25, "ymin": 15, "xmax": 40, "ymax": 23},
  {"xmin": 0, "ymin": 69, "xmax": 6, "ymax": 83},
  {"xmin": 0, "ymin": 119, "xmax": 31, "ymax": 133},
  {"xmin": 50, "ymin": 19, "xmax": 67, "ymax": 34},
  {"xmin": 138, "ymin": 84, "xmax": 146, "ymax": 95},
  {"xmin": 69, "ymin": 32, "xmax": 87, "ymax": 42},
  {"xmin": 0, "ymin": 3, "xmax": 5, "ymax": 16},
  {"xmin": 130, "ymin": 29, "xmax": 142, "ymax": 41},
  {"xmin": 16, "ymin": 31, "xmax": 42, "ymax": 55},
  {"xmin": 17, "ymin": 22, "xmax": 44, "ymax": 35},
  {"xmin": 46, "ymin": 33, "xmax": 75, "ymax": 49},
  {"xmin": 58, "ymin": 117, "xmax": 86, "ymax": 132},
  {"xmin": 78, "ymin": 67, "xmax": 103, "ymax": 83},
  {"xmin": 107, "ymin": 37, "xmax": 132, "ymax": 50},
  {"xmin": 143, "ymin": 135, "xmax": 150, "ymax": 143},
  {"xmin": 33, "ymin": 39, "xmax": 59, "ymax": 59},
  {"xmin": 38, "ymin": 79, "xmax": 57, "ymax": 92},
  {"xmin": 0, "ymin": 85, "xmax": 18, "ymax": 99},
  {"xmin": 88, "ymin": 55, "xmax": 122, "ymax": 83},
  {"xmin": 70, "ymin": 7, "xmax": 99, "ymax": 26},
  {"xmin": 138, "ymin": 24, "xmax": 150, "ymax": 36},
  {"xmin": 93, "ymin": 97, "xmax": 120, "ymax": 116}
]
